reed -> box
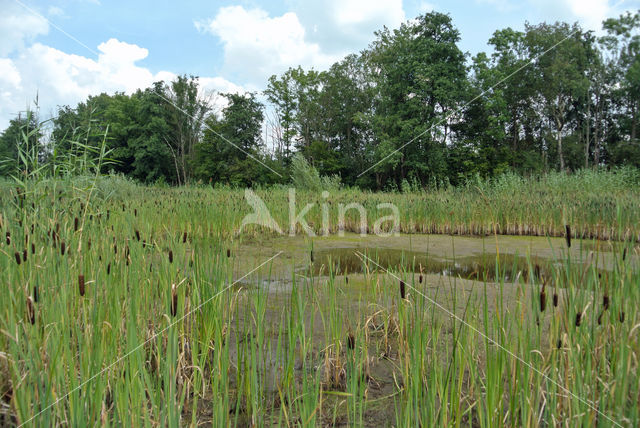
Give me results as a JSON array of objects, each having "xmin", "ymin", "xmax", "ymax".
[{"xmin": 0, "ymin": 172, "xmax": 638, "ymax": 427}]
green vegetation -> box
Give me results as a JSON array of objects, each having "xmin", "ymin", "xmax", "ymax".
[
  {"xmin": 0, "ymin": 6, "xmax": 639, "ymax": 428},
  {"xmin": 1, "ymin": 11, "xmax": 639, "ymax": 188},
  {"xmin": 0, "ymin": 171, "xmax": 639, "ymax": 426}
]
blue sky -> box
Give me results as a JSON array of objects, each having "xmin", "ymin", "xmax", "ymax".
[{"xmin": 0, "ymin": 0, "xmax": 638, "ymax": 128}]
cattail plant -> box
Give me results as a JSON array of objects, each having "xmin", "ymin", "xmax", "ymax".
[
  {"xmin": 26, "ymin": 296, "xmax": 35, "ymax": 325},
  {"xmin": 226, "ymin": 249, "xmax": 231, "ymax": 258},
  {"xmin": 603, "ymin": 294, "xmax": 610, "ymax": 311},
  {"xmin": 168, "ymin": 250, "xmax": 173, "ymax": 263},
  {"xmin": 6, "ymin": 231, "xmax": 10, "ymax": 245},
  {"xmin": 419, "ymin": 274, "xmax": 423, "ymax": 284},
  {"xmin": 575, "ymin": 311, "xmax": 582, "ymax": 327},
  {"xmin": 623, "ymin": 247, "xmax": 627, "ymax": 261},
  {"xmin": 33, "ymin": 285, "xmax": 39, "ymax": 303},
  {"xmin": 400, "ymin": 280, "xmax": 406, "ymax": 299},
  {"xmin": 553, "ymin": 292, "xmax": 558, "ymax": 307},
  {"xmin": 14, "ymin": 251, "xmax": 21, "ymax": 265},
  {"xmin": 74, "ymin": 217, "xmax": 79, "ymax": 232},
  {"xmin": 107, "ymin": 262, "xmax": 111, "ymax": 275},
  {"xmin": 346, "ymin": 332, "xmax": 355, "ymax": 350},
  {"xmin": 31, "ymin": 243, "xmax": 35, "ymax": 254},
  {"xmin": 61, "ymin": 242, "xmax": 66, "ymax": 256},
  {"xmin": 182, "ymin": 232, "xmax": 187, "ymax": 244},
  {"xmin": 565, "ymin": 224, "xmax": 571, "ymax": 248},
  {"xmin": 539, "ymin": 286, "xmax": 547, "ymax": 312},
  {"xmin": 79, "ymin": 274, "xmax": 85, "ymax": 297},
  {"xmin": 171, "ymin": 284, "xmax": 178, "ymax": 317},
  {"xmin": 135, "ymin": 230, "xmax": 140, "ymax": 241},
  {"xmin": 22, "ymin": 250, "xmax": 27, "ymax": 263},
  {"xmin": 619, "ymin": 311, "xmax": 625, "ymax": 323}
]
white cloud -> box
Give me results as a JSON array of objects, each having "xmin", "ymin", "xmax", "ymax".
[
  {"xmin": 528, "ymin": 0, "xmax": 630, "ymax": 30},
  {"xmin": 196, "ymin": 6, "xmax": 339, "ymax": 86},
  {"xmin": 564, "ymin": 0, "xmax": 611, "ymax": 29},
  {"xmin": 0, "ymin": 1, "xmax": 49, "ymax": 56},
  {"xmin": 0, "ymin": 37, "xmax": 244, "ymax": 129},
  {"xmin": 294, "ymin": 0, "xmax": 406, "ymax": 54}
]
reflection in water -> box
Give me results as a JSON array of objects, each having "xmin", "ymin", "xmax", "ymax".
[{"xmin": 311, "ymin": 247, "xmax": 570, "ymax": 282}]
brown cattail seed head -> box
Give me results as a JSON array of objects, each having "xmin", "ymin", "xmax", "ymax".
[
  {"xmin": 565, "ymin": 225, "xmax": 571, "ymax": 248},
  {"xmin": 22, "ymin": 249, "xmax": 27, "ymax": 262},
  {"xmin": 61, "ymin": 242, "xmax": 66, "ymax": 256},
  {"xmin": 74, "ymin": 217, "xmax": 79, "ymax": 232},
  {"xmin": 168, "ymin": 250, "xmax": 173, "ymax": 263},
  {"xmin": 5, "ymin": 231, "xmax": 10, "ymax": 245},
  {"xmin": 226, "ymin": 248, "xmax": 231, "ymax": 258},
  {"xmin": 540, "ymin": 288, "xmax": 547, "ymax": 312},
  {"xmin": 171, "ymin": 284, "xmax": 178, "ymax": 317},
  {"xmin": 135, "ymin": 230, "xmax": 140, "ymax": 241},
  {"xmin": 182, "ymin": 232, "xmax": 187, "ymax": 244},
  {"xmin": 575, "ymin": 311, "xmax": 582, "ymax": 327},
  {"xmin": 619, "ymin": 311, "xmax": 625, "ymax": 323},
  {"xmin": 419, "ymin": 274, "xmax": 423, "ymax": 284},
  {"xmin": 26, "ymin": 296, "xmax": 35, "ymax": 325},
  {"xmin": 603, "ymin": 295, "xmax": 609, "ymax": 311},
  {"xmin": 31, "ymin": 243, "xmax": 35, "ymax": 254},
  {"xmin": 14, "ymin": 251, "xmax": 21, "ymax": 265},
  {"xmin": 400, "ymin": 280, "xmax": 406, "ymax": 299},
  {"xmin": 345, "ymin": 276, "xmax": 349, "ymax": 284},
  {"xmin": 623, "ymin": 248, "xmax": 627, "ymax": 261},
  {"xmin": 598, "ymin": 311, "xmax": 604, "ymax": 325},
  {"xmin": 347, "ymin": 333, "xmax": 355, "ymax": 350},
  {"xmin": 33, "ymin": 285, "xmax": 39, "ymax": 303},
  {"xmin": 557, "ymin": 339, "xmax": 562, "ymax": 349},
  {"xmin": 553, "ymin": 293, "xmax": 558, "ymax": 307},
  {"xmin": 107, "ymin": 263, "xmax": 111, "ymax": 275},
  {"xmin": 78, "ymin": 274, "xmax": 85, "ymax": 297}
]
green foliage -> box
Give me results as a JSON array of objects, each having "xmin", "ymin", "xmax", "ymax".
[
  {"xmin": 2, "ymin": 11, "xmax": 640, "ymax": 189},
  {"xmin": 290, "ymin": 152, "xmax": 341, "ymax": 191}
]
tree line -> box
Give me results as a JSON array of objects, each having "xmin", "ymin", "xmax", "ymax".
[{"xmin": 1, "ymin": 11, "xmax": 638, "ymax": 189}]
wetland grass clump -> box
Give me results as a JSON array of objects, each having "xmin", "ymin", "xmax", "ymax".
[{"xmin": 1, "ymin": 173, "xmax": 639, "ymax": 427}]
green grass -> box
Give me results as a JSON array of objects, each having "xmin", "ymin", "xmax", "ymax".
[{"xmin": 0, "ymin": 170, "xmax": 639, "ymax": 427}]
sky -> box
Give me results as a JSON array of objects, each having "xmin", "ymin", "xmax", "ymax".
[{"xmin": 0, "ymin": 0, "xmax": 638, "ymax": 129}]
